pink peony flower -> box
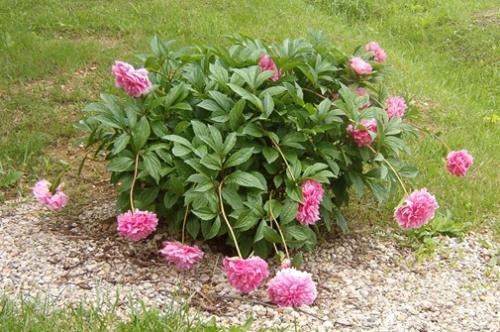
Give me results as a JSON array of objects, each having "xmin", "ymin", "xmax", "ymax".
[
  {"xmin": 355, "ymin": 87, "xmax": 370, "ymax": 109},
  {"xmin": 267, "ymin": 268, "xmax": 317, "ymax": 307},
  {"xmin": 296, "ymin": 179, "xmax": 324, "ymax": 225},
  {"xmin": 258, "ymin": 54, "xmax": 281, "ymax": 81},
  {"xmin": 385, "ymin": 96, "xmax": 407, "ymax": 118},
  {"xmin": 365, "ymin": 41, "xmax": 387, "ymax": 63},
  {"xmin": 447, "ymin": 150, "xmax": 473, "ymax": 177},
  {"xmin": 394, "ymin": 189, "xmax": 439, "ymax": 229},
  {"xmin": 160, "ymin": 241, "xmax": 204, "ymax": 270},
  {"xmin": 346, "ymin": 119, "xmax": 377, "ymax": 147},
  {"xmin": 355, "ymin": 87, "xmax": 368, "ymax": 96},
  {"xmin": 280, "ymin": 259, "xmax": 291, "ymax": 269},
  {"xmin": 350, "ymin": 57, "xmax": 373, "ymax": 76},
  {"xmin": 112, "ymin": 60, "xmax": 152, "ymax": 97},
  {"xmin": 32, "ymin": 179, "xmax": 69, "ymax": 210},
  {"xmin": 117, "ymin": 210, "xmax": 158, "ymax": 241},
  {"xmin": 223, "ymin": 256, "xmax": 269, "ymax": 293}
]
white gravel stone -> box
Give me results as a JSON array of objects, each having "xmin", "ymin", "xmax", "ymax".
[{"xmin": 0, "ymin": 199, "xmax": 498, "ymax": 331}]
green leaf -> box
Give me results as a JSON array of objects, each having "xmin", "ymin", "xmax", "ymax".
[
  {"xmin": 286, "ymin": 225, "xmax": 310, "ymax": 241},
  {"xmin": 229, "ymin": 99, "xmax": 245, "ymax": 130},
  {"xmin": 225, "ymin": 147, "xmax": 254, "ymax": 168},
  {"xmin": 162, "ymin": 135, "xmax": 192, "ymax": 148},
  {"xmin": 225, "ymin": 171, "xmax": 267, "ymax": 191},
  {"xmin": 132, "ymin": 117, "xmax": 150, "ymax": 151},
  {"xmin": 107, "ymin": 156, "xmax": 133, "ymax": 172},
  {"xmin": 193, "ymin": 207, "xmax": 218, "ymax": 221},
  {"xmin": 262, "ymin": 147, "xmax": 279, "ymax": 164},
  {"xmin": 335, "ymin": 209, "xmax": 348, "ymax": 233},
  {"xmin": 263, "ymin": 225, "xmax": 281, "ymax": 243},
  {"xmin": 280, "ymin": 199, "xmax": 298, "ymax": 224},
  {"xmin": 223, "ymin": 133, "xmax": 237, "ymax": 156},
  {"xmin": 285, "ymin": 181, "xmax": 303, "ymax": 203},
  {"xmin": 234, "ymin": 211, "xmax": 260, "ymax": 231},
  {"xmin": 186, "ymin": 217, "xmax": 200, "ymax": 239},
  {"xmin": 261, "ymin": 93, "xmax": 274, "ymax": 118},
  {"xmin": 203, "ymin": 216, "xmax": 221, "ymax": 240},
  {"xmin": 228, "ymin": 83, "xmax": 263, "ymax": 111},
  {"xmin": 292, "ymin": 252, "xmax": 304, "ymax": 267},
  {"xmin": 111, "ymin": 133, "xmax": 130, "ymax": 155},
  {"xmin": 142, "ymin": 153, "xmax": 161, "ymax": 183}
]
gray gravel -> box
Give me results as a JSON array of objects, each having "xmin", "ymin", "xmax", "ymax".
[{"xmin": 0, "ymin": 199, "xmax": 498, "ymax": 331}]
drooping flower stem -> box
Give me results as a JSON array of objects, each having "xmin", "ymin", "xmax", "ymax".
[
  {"xmin": 302, "ymin": 87, "xmax": 327, "ymax": 100},
  {"xmin": 367, "ymin": 146, "xmax": 409, "ymax": 196},
  {"xmin": 269, "ymin": 137, "xmax": 296, "ymax": 183},
  {"xmin": 410, "ymin": 123, "xmax": 452, "ymax": 151},
  {"xmin": 269, "ymin": 192, "xmax": 290, "ymax": 261},
  {"xmin": 181, "ymin": 205, "xmax": 189, "ymax": 244},
  {"xmin": 129, "ymin": 152, "xmax": 141, "ymax": 212},
  {"xmin": 218, "ymin": 181, "xmax": 243, "ymax": 258}
]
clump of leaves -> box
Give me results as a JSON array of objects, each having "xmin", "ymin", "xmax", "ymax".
[{"xmin": 77, "ymin": 33, "xmax": 418, "ymax": 259}]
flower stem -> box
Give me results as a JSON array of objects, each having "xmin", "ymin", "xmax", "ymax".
[
  {"xmin": 129, "ymin": 152, "xmax": 140, "ymax": 212},
  {"xmin": 181, "ymin": 205, "xmax": 189, "ymax": 244},
  {"xmin": 269, "ymin": 137, "xmax": 296, "ymax": 183},
  {"xmin": 367, "ymin": 146, "xmax": 409, "ymax": 196},
  {"xmin": 268, "ymin": 192, "xmax": 290, "ymax": 261},
  {"xmin": 218, "ymin": 181, "xmax": 243, "ymax": 258},
  {"xmin": 302, "ymin": 87, "xmax": 327, "ymax": 100},
  {"xmin": 410, "ymin": 123, "xmax": 452, "ymax": 151}
]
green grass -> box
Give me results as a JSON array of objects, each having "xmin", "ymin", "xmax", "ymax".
[
  {"xmin": 0, "ymin": 0, "xmax": 498, "ymax": 328},
  {"xmin": 1, "ymin": 0, "xmax": 498, "ymax": 224},
  {"xmin": 0, "ymin": 295, "xmax": 275, "ymax": 332}
]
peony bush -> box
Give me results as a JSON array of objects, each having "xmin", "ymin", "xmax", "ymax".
[{"xmin": 33, "ymin": 34, "xmax": 473, "ymax": 307}]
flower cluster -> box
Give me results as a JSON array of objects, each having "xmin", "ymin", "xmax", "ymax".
[
  {"xmin": 394, "ymin": 189, "xmax": 439, "ymax": 229},
  {"xmin": 447, "ymin": 150, "xmax": 473, "ymax": 177},
  {"xmin": 346, "ymin": 119, "xmax": 378, "ymax": 147},
  {"xmin": 32, "ymin": 180, "xmax": 68, "ymax": 210},
  {"xmin": 112, "ymin": 61, "xmax": 152, "ymax": 97},
  {"xmin": 296, "ymin": 180, "xmax": 324, "ymax": 225},
  {"xmin": 117, "ymin": 210, "xmax": 158, "ymax": 241},
  {"xmin": 267, "ymin": 268, "xmax": 317, "ymax": 307},
  {"xmin": 223, "ymin": 256, "xmax": 269, "ymax": 293},
  {"xmin": 73, "ymin": 36, "xmax": 476, "ymax": 308},
  {"xmin": 160, "ymin": 241, "xmax": 204, "ymax": 270},
  {"xmin": 258, "ymin": 54, "xmax": 281, "ymax": 81}
]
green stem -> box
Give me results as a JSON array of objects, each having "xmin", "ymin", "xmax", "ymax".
[
  {"xmin": 269, "ymin": 137, "xmax": 296, "ymax": 183},
  {"xmin": 410, "ymin": 123, "xmax": 452, "ymax": 151},
  {"xmin": 269, "ymin": 192, "xmax": 290, "ymax": 261},
  {"xmin": 367, "ymin": 145, "xmax": 409, "ymax": 196},
  {"xmin": 218, "ymin": 181, "xmax": 243, "ymax": 258},
  {"xmin": 302, "ymin": 87, "xmax": 327, "ymax": 100},
  {"xmin": 129, "ymin": 153, "xmax": 140, "ymax": 211},
  {"xmin": 181, "ymin": 205, "xmax": 189, "ymax": 244}
]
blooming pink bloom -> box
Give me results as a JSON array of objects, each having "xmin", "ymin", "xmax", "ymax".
[
  {"xmin": 296, "ymin": 179, "xmax": 324, "ymax": 225},
  {"xmin": 350, "ymin": 57, "xmax": 373, "ymax": 75},
  {"xmin": 365, "ymin": 41, "xmax": 387, "ymax": 63},
  {"xmin": 280, "ymin": 259, "xmax": 291, "ymax": 269},
  {"xmin": 160, "ymin": 241, "xmax": 204, "ymax": 270},
  {"xmin": 32, "ymin": 180, "xmax": 69, "ymax": 210},
  {"xmin": 394, "ymin": 189, "xmax": 439, "ymax": 229},
  {"xmin": 258, "ymin": 54, "xmax": 281, "ymax": 81},
  {"xmin": 223, "ymin": 256, "xmax": 269, "ymax": 293},
  {"xmin": 385, "ymin": 96, "xmax": 407, "ymax": 118},
  {"xmin": 346, "ymin": 119, "xmax": 377, "ymax": 147},
  {"xmin": 117, "ymin": 210, "xmax": 158, "ymax": 241},
  {"xmin": 267, "ymin": 268, "xmax": 317, "ymax": 307},
  {"xmin": 355, "ymin": 87, "xmax": 370, "ymax": 109},
  {"xmin": 112, "ymin": 60, "xmax": 152, "ymax": 97},
  {"xmin": 355, "ymin": 87, "xmax": 368, "ymax": 96},
  {"xmin": 447, "ymin": 150, "xmax": 473, "ymax": 177}
]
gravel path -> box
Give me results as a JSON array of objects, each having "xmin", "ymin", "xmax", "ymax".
[{"xmin": 1, "ymin": 199, "xmax": 498, "ymax": 331}]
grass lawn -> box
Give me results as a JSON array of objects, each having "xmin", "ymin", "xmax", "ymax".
[{"xmin": 0, "ymin": 0, "xmax": 498, "ymax": 330}]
